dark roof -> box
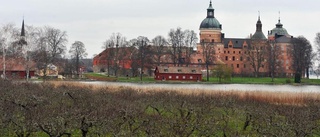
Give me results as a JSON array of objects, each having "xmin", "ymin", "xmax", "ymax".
[
  {"xmin": 275, "ymin": 35, "xmax": 292, "ymax": 43},
  {"xmin": 200, "ymin": 18, "xmax": 221, "ymax": 29},
  {"xmin": 156, "ymin": 66, "xmax": 202, "ymax": 74},
  {"xmin": 252, "ymin": 31, "xmax": 267, "ymax": 40},
  {"xmin": 223, "ymin": 38, "xmax": 250, "ymax": 48}
]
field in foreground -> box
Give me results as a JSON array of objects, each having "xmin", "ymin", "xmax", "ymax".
[{"xmin": 1, "ymin": 80, "xmax": 320, "ymax": 137}]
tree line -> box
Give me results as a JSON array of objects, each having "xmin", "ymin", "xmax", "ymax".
[{"xmin": 0, "ymin": 23, "xmax": 87, "ymax": 80}]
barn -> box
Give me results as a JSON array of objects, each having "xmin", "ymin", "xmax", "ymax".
[
  {"xmin": 154, "ymin": 66, "xmax": 202, "ymax": 82},
  {"xmin": 0, "ymin": 57, "xmax": 36, "ymax": 79}
]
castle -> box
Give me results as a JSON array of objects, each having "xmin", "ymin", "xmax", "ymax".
[{"xmin": 93, "ymin": 1, "xmax": 295, "ymax": 78}]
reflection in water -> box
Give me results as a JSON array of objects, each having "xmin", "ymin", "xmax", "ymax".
[{"xmin": 80, "ymin": 81, "xmax": 320, "ymax": 93}]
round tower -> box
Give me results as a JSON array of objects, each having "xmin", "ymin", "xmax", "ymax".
[{"xmin": 199, "ymin": 0, "xmax": 222, "ymax": 43}]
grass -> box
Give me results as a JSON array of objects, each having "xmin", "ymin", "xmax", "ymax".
[{"xmin": 82, "ymin": 73, "xmax": 320, "ymax": 85}]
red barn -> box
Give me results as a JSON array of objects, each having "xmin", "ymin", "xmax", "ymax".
[
  {"xmin": 154, "ymin": 66, "xmax": 202, "ymax": 82},
  {"xmin": 0, "ymin": 57, "xmax": 36, "ymax": 79}
]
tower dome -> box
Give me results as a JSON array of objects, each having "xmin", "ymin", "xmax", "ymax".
[
  {"xmin": 269, "ymin": 19, "xmax": 289, "ymax": 36},
  {"xmin": 251, "ymin": 15, "xmax": 267, "ymax": 40},
  {"xmin": 199, "ymin": 1, "xmax": 221, "ymax": 29}
]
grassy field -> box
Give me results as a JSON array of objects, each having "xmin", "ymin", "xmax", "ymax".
[{"xmin": 83, "ymin": 73, "xmax": 320, "ymax": 85}]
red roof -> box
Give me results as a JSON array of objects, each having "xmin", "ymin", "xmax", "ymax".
[{"xmin": 0, "ymin": 57, "xmax": 36, "ymax": 71}]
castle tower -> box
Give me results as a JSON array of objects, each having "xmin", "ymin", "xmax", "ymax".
[
  {"xmin": 268, "ymin": 13, "xmax": 290, "ymax": 40},
  {"xmin": 199, "ymin": 0, "xmax": 223, "ymax": 43},
  {"xmin": 251, "ymin": 14, "xmax": 267, "ymax": 40}
]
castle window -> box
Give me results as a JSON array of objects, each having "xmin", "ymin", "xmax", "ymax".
[
  {"xmin": 164, "ymin": 69, "xmax": 168, "ymax": 72},
  {"xmin": 228, "ymin": 51, "xmax": 230, "ymax": 54},
  {"xmin": 240, "ymin": 57, "xmax": 243, "ymax": 61},
  {"xmin": 237, "ymin": 64, "xmax": 239, "ymax": 68},
  {"xmin": 192, "ymin": 70, "xmax": 196, "ymax": 73},
  {"xmin": 224, "ymin": 51, "xmax": 226, "ymax": 53},
  {"xmin": 233, "ymin": 51, "xmax": 235, "ymax": 54},
  {"xmin": 229, "ymin": 45, "xmax": 232, "ymax": 48},
  {"xmin": 178, "ymin": 69, "xmax": 182, "ymax": 72},
  {"xmin": 244, "ymin": 64, "xmax": 246, "ymax": 68},
  {"xmin": 232, "ymin": 56, "xmax": 235, "ymax": 61},
  {"xmin": 239, "ymin": 51, "xmax": 241, "ymax": 54},
  {"xmin": 225, "ymin": 56, "xmax": 228, "ymax": 61}
]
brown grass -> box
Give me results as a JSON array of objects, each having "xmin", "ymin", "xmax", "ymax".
[{"xmin": 47, "ymin": 81, "xmax": 320, "ymax": 106}]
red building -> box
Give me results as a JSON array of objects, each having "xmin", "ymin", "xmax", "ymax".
[
  {"xmin": 154, "ymin": 66, "xmax": 202, "ymax": 81},
  {"xmin": 0, "ymin": 57, "xmax": 36, "ymax": 79}
]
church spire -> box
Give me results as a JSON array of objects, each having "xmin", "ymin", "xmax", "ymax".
[
  {"xmin": 256, "ymin": 11, "xmax": 262, "ymax": 32},
  {"xmin": 207, "ymin": 0, "xmax": 214, "ymax": 18},
  {"xmin": 21, "ymin": 19, "xmax": 25, "ymax": 37},
  {"xmin": 276, "ymin": 11, "xmax": 283, "ymax": 28}
]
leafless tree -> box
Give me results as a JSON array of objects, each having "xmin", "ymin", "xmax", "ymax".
[
  {"xmin": 102, "ymin": 33, "xmax": 127, "ymax": 77},
  {"xmin": 69, "ymin": 41, "xmax": 87, "ymax": 78},
  {"xmin": 0, "ymin": 24, "xmax": 20, "ymax": 79},
  {"xmin": 246, "ymin": 39, "xmax": 268, "ymax": 77},
  {"xmin": 315, "ymin": 32, "xmax": 320, "ymax": 60},
  {"xmin": 33, "ymin": 26, "xmax": 67, "ymax": 81},
  {"xmin": 290, "ymin": 36, "xmax": 313, "ymax": 82},
  {"xmin": 201, "ymin": 39, "xmax": 215, "ymax": 81},
  {"xmin": 168, "ymin": 27, "xmax": 185, "ymax": 66},
  {"xmin": 131, "ymin": 36, "xmax": 150, "ymax": 81},
  {"xmin": 184, "ymin": 30, "xmax": 198, "ymax": 66},
  {"xmin": 151, "ymin": 35, "xmax": 167, "ymax": 66},
  {"xmin": 267, "ymin": 40, "xmax": 283, "ymax": 81}
]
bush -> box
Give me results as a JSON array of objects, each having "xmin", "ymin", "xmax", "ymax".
[{"xmin": 286, "ymin": 78, "xmax": 291, "ymax": 84}]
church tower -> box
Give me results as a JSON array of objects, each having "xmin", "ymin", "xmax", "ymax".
[
  {"xmin": 199, "ymin": 0, "xmax": 223, "ymax": 43},
  {"xmin": 251, "ymin": 14, "xmax": 267, "ymax": 40},
  {"xmin": 19, "ymin": 19, "xmax": 27, "ymax": 46}
]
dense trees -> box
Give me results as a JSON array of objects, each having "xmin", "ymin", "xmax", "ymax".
[{"xmin": 290, "ymin": 36, "xmax": 313, "ymax": 83}]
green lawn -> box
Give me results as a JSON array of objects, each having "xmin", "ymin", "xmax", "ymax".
[{"xmin": 83, "ymin": 73, "xmax": 320, "ymax": 85}]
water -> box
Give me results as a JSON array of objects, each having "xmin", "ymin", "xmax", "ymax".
[{"xmin": 80, "ymin": 81, "xmax": 320, "ymax": 93}]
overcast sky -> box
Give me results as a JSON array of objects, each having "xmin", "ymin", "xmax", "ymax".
[{"xmin": 1, "ymin": 0, "xmax": 319, "ymax": 58}]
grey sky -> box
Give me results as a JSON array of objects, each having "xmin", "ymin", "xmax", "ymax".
[{"xmin": 1, "ymin": 0, "xmax": 319, "ymax": 58}]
